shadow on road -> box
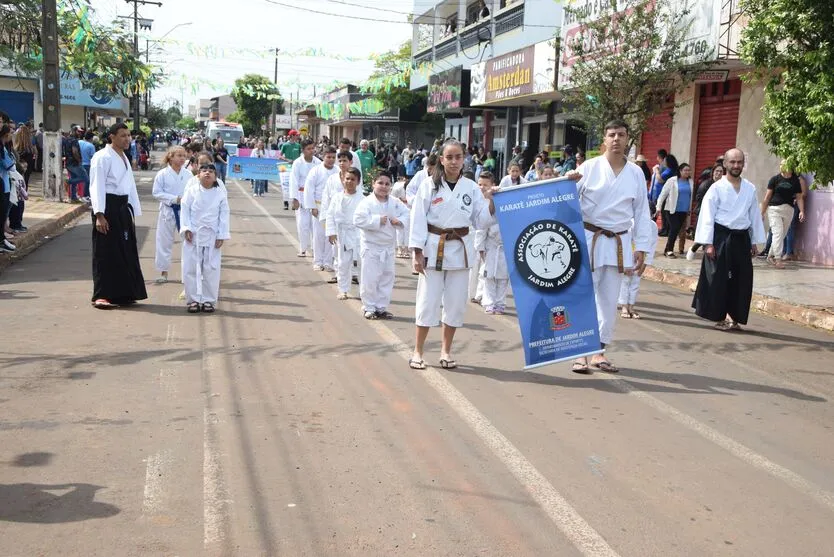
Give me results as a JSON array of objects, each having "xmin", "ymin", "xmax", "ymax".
[{"xmin": 0, "ymin": 482, "xmax": 120, "ymax": 523}]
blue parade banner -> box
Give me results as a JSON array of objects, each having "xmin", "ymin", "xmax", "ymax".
[
  {"xmin": 227, "ymin": 156, "xmax": 282, "ymax": 181},
  {"xmin": 493, "ymin": 177, "xmax": 602, "ymax": 369}
]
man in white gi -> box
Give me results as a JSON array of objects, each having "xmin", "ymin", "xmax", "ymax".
[
  {"xmin": 692, "ymin": 148, "xmax": 765, "ymax": 331},
  {"xmin": 355, "ymin": 170, "xmax": 410, "ymax": 320},
  {"xmin": 571, "ymin": 119, "xmax": 654, "ymax": 374},
  {"xmin": 180, "ymin": 163, "xmax": 231, "ymax": 313},
  {"xmin": 89, "ymin": 122, "xmax": 147, "ymax": 309},
  {"xmin": 290, "ymin": 138, "xmax": 320, "ymax": 257},
  {"xmin": 152, "ymin": 145, "xmax": 191, "ymax": 283},
  {"xmin": 326, "ymin": 168, "xmax": 364, "ymax": 299},
  {"xmin": 305, "ymin": 146, "xmax": 339, "ymax": 271}
]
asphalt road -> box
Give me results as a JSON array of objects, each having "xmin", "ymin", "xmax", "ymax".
[{"xmin": 1, "ymin": 169, "xmax": 833, "ymax": 557}]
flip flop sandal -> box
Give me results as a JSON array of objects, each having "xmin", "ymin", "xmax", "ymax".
[
  {"xmin": 93, "ymin": 299, "xmax": 119, "ymax": 310},
  {"xmin": 155, "ymin": 276, "xmax": 168, "ymax": 284},
  {"xmin": 713, "ymin": 321, "xmax": 730, "ymax": 331},
  {"xmin": 439, "ymin": 358, "xmax": 457, "ymax": 369},
  {"xmin": 591, "ymin": 360, "xmax": 620, "ymax": 373},
  {"xmin": 326, "ymin": 276, "xmax": 338, "ymax": 284},
  {"xmin": 571, "ymin": 361, "xmax": 592, "ymax": 375},
  {"xmin": 620, "ymin": 308, "xmax": 632, "ymax": 318},
  {"xmin": 375, "ymin": 311, "xmax": 394, "ymax": 320},
  {"xmin": 187, "ymin": 302, "xmax": 201, "ymax": 313},
  {"xmin": 364, "ymin": 311, "xmax": 378, "ymax": 320},
  {"xmin": 630, "ymin": 311, "xmax": 641, "ymax": 319},
  {"xmin": 408, "ymin": 358, "xmax": 426, "ymax": 370},
  {"xmin": 727, "ymin": 323, "xmax": 742, "ymax": 331},
  {"xmin": 201, "ymin": 303, "xmax": 216, "ymax": 313}
]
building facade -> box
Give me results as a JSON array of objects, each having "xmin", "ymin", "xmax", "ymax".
[
  {"xmin": 208, "ymin": 95, "xmax": 237, "ymax": 121},
  {"xmin": 410, "ymin": 0, "xmax": 563, "ymax": 168}
]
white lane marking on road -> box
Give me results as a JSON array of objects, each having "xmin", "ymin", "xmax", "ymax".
[
  {"xmin": 142, "ymin": 449, "xmax": 170, "ymax": 516},
  {"xmin": 487, "ymin": 313, "xmax": 834, "ymax": 513},
  {"xmin": 165, "ymin": 324, "xmax": 175, "ymax": 345},
  {"xmin": 202, "ymin": 351, "xmax": 228, "ymax": 548},
  {"xmin": 238, "ymin": 182, "xmax": 621, "ymax": 557}
]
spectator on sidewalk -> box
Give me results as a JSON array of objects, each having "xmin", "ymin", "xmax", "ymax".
[
  {"xmin": 13, "ymin": 124, "xmax": 36, "ymax": 187},
  {"xmin": 34, "ymin": 123, "xmax": 44, "ymax": 172},
  {"xmin": 1, "ymin": 125, "xmax": 18, "ymax": 252},
  {"xmin": 79, "ymin": 131, "xmax": 96, "ymax": 200},
  {"xmin": 650, "ymin": 149, "xmax": 674, "ymax": 235},
  {"xmin": 760, "ymin": 160, "xmax": 805, "ymax": 268},
  {"xmin": 656, "ymin": 162, "xmax": 693, "ymax": 257},
  {"xmin": 687, "ymin": 164, "xmax": 725, "ymax": 260}
]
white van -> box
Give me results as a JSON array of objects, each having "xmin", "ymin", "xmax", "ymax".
[{"xmin": 205, "ymin": 121, "xmax": 245, "ymax": 156}]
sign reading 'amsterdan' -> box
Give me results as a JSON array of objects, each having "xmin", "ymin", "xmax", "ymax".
[
  {"xmin": 493, "ymin": 177, "xmax": 602, "ymax": 369},
  {"xmin": 470, "ymin": 41, "xmax": 557, "ymax": 106},
  {"xmin": 227, "ymin": 156, "xmax": 282, "ymax": 181}
]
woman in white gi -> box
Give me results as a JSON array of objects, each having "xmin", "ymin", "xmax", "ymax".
[
  {"xmin": 354, "ymin": 171, "xmax": 410, "ymax": 320},
  {"xmin": 326, "ymin": 168, "xmax": 363, "ymax": 299},
  {"xmin": 180, "ymin": 163, "xmax": 230, "ymax": 313},
  {"xmin": 408, "ymin": 140, "xmax": 497, "ymax": 370},
  {"xmin": 152, "ymin": 146, "xmax": 191, "ymax": 283}
]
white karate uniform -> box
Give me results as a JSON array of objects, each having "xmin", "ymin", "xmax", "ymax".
[
  {"xmin": 577, "ymin": 156, "xmax": 655, "ymax": 344},
  {"xmin": 180, "ymin": 182, "xmax": 231, "ymax": 305},
  {"xmin": 406, "ymin": 168, "xmax": 430, "ymax": 206},
  {"xmin": 152, "ymin": 165, "xmax": 191, "ymax": 273},
  {"xmin": 90, "ymin": 145, "xmax": 142, "ymax": 217},
  {"xmin": 468, "ymin": 238, "xmax": 485, "ymax": 302},
  {"xmin": 354, "ymin": 195, "xmax": 410, "ymax": 313},
  {"xmin": 290, "ymin": 156, "xmax": 320, "ymax": 253},
  {"xmin": 618, "ymin": 222, "xmax": 658, "ymax": 306},
  {"xmin": 326, "ymin": 190, "xmax": 364, "ymax": 295},
  {"xmin": 409, "ymin": 177, "xmax": 495, "ymax": 328},
  {"xmin": 498, "ymin": 175, "xmax": 527, "ymax": 188},
  {"xmin": 694, "ymin": 177, "xmax": 766, "ymax": 245},
  {"xmin": 391, "ymin": 181, "xmax": 409, "ymax": 248},
  {"xmin": 476, "ymin": 223, "xmax": 509, "ymax": 309},
  {"xmin": 305, "ymin": 164, "xmax": 339, "ymax": 268}
]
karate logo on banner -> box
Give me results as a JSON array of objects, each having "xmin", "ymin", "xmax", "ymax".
[{"xmin": 493, "ymin": 177, "xmax": 602, "ymax": 369}]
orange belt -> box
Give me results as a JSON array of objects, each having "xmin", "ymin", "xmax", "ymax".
[
  {"xmin": 428, "ymin": 224, "xmax": 469, "ymax": 271},
  {"xmin": 584, "ymin": 222, "xmax": 628, "ymax": 273}
]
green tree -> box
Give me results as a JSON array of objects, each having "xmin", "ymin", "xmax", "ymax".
[
  {"xmin": 231, "ymin": 74, "xmax": 283, "ymax": 135},
  {"xmin": 561, "ymin": 0, "xmax": 715, "ymax": 144},
  {"xmin": 166, "ymin": 106, "xmax": 183, "ymax": 127},
  {"xmin": 740, "ymin": 0, "xmax": 834, "ymax": 185},
  {"xmin": 0, "ymin": 1, "xmax": 154, "ymax": 98},
  {"xmin": 366, "ymin": 41, "xmax": 425, "ymax": 113},
  {"xmin": 146, "ymin": 105, "xmax": 169, "ymax": 129},
  {"xmin": 176, "ymin": 116, "xmax": 198, "ymax": 131}
]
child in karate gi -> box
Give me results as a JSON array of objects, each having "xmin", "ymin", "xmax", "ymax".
[
  {"xmin": 470, "ymin": 172, "xmax": 498, "ymax": 304},
  {"xmin": 618, "ymin": 215, "xmax": 658, "ymax": 319},
  {"xmin": 152, "ymin": 146, "xmax": 190, "ymax": 283},
  {"xmin": 180, "ymin": 163, "xmax": 230, "ymax": 313},
  {"xmin": 391, "ymin": 177, "xmax": 410, "ymax": 258},
  {"xmin": 326, "ymin": 168, "xmax": 363, "ymax": 300},
  {"xmin": 475, "ymin": 172, "xmax": 509, "ymax": 314},
  {"xmin": 498, "ymin": 162, "xmax": 526, "ymax": 188},
  {"xmin": 354, "ymin": 171, "xmax": 410, "ymax": 320}
]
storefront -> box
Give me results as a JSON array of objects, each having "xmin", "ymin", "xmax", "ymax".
[
  {"xmin": 428, "ymin": 66, "xmax": 475, "ymax": 146},
  {"xmin": 469, "ymin": 39, "xmax": 561, "ymax": 165}
]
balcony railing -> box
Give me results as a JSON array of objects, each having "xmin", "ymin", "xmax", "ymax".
[{"xmin": 410, "ymin": 2, "xmax": 525, "ymax": 64}]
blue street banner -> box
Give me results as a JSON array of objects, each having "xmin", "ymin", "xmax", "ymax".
[
  {"xmin": 493, "ymin": 177, "xmax": 602, "ymax": 369},
  {"xmin": 228, "ymin": 156, "xmax": 282, "ymax": 181}
]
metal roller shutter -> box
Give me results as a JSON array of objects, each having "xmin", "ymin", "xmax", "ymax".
[
  {"xmin": 694, "ymin": 80, "xmax": 741, "ymax": 176},
  {"xmin": 639, "ymin": 108, "xmax": 673, "ymax": 162}
]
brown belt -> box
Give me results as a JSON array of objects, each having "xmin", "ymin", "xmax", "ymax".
[
  {"xmin": 428, "ymin": 224, "xmax": 469, "ymax": 271},
  {"xmin": 584, "ymin": 222, "xmax": 628, "ymax": 273}
]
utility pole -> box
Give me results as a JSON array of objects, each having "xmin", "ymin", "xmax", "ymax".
[
  {"xmin": 270, "ymin": 48, "xmax": 280, "ymax": 136},
  {"xmin": 125, "ymin": 0, "xmax": 162, "ymax": 131},
  {"xmin": 41, "ymin": 0, "xmax": 63, "ymax": 201}
]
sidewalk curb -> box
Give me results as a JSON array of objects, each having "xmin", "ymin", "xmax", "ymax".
[
  {"xmin": 0, "ymin": 202, "xmax": 89, "ymax": 274},
  {"xmin": 642, "ymin": 266, "xmax": 834, "ymax": 333}
]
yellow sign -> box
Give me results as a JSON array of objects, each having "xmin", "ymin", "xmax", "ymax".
[{"xmin": 299, "ymin": 125, "xmax": 309, "ymax": 134}]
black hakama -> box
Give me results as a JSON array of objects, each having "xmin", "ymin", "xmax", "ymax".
[
  {"xmin": 91, "ymin": 193, "xmax": 148, "ymax": 304},
  {"xmin": 691, "ymin": 223, "xmax": 754, "ymax": 324}
]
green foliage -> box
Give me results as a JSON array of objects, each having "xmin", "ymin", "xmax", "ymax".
[
  {"xmin": 176, "ymin": 116, "xmax": 198, "ymax": 131},
  {"xmin": 231, "ymin": 74, "xmax": 283, "ymax": 134},
  {"xmin": 166, "ymin": 106, "xmax": 183, "ymax": 127},
  {"xmin": 739, "ymin": 0, "xmax": 834, "ymax": 185},
  {"xmin": 0, "ymin": 1, "xmax": 155, "ymax": 97},
  {"xmin": 562, "ymin": 0, "xmax": 715, "ymax": 144},
  {"xmin": 369, "ymin": 41, "xmax": 426, "ymax": 114},
  {"xmin": 146, "ymin": 105, "xmax": 169, "ymax": 130}
]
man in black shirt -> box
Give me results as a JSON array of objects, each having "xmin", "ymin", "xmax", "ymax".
[{"xmin": 760, "ymin": 160, "xmax": 806, "ymax": 267}]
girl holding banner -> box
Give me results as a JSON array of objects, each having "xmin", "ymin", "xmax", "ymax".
[{"xmin": 408, "ymin": 140, "xmax": 497, "ymax": 371}]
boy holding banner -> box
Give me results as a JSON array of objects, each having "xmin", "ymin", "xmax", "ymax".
[{"xmin": 571, "ymin": 120, "xmax": 655, "ymax": 374}]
